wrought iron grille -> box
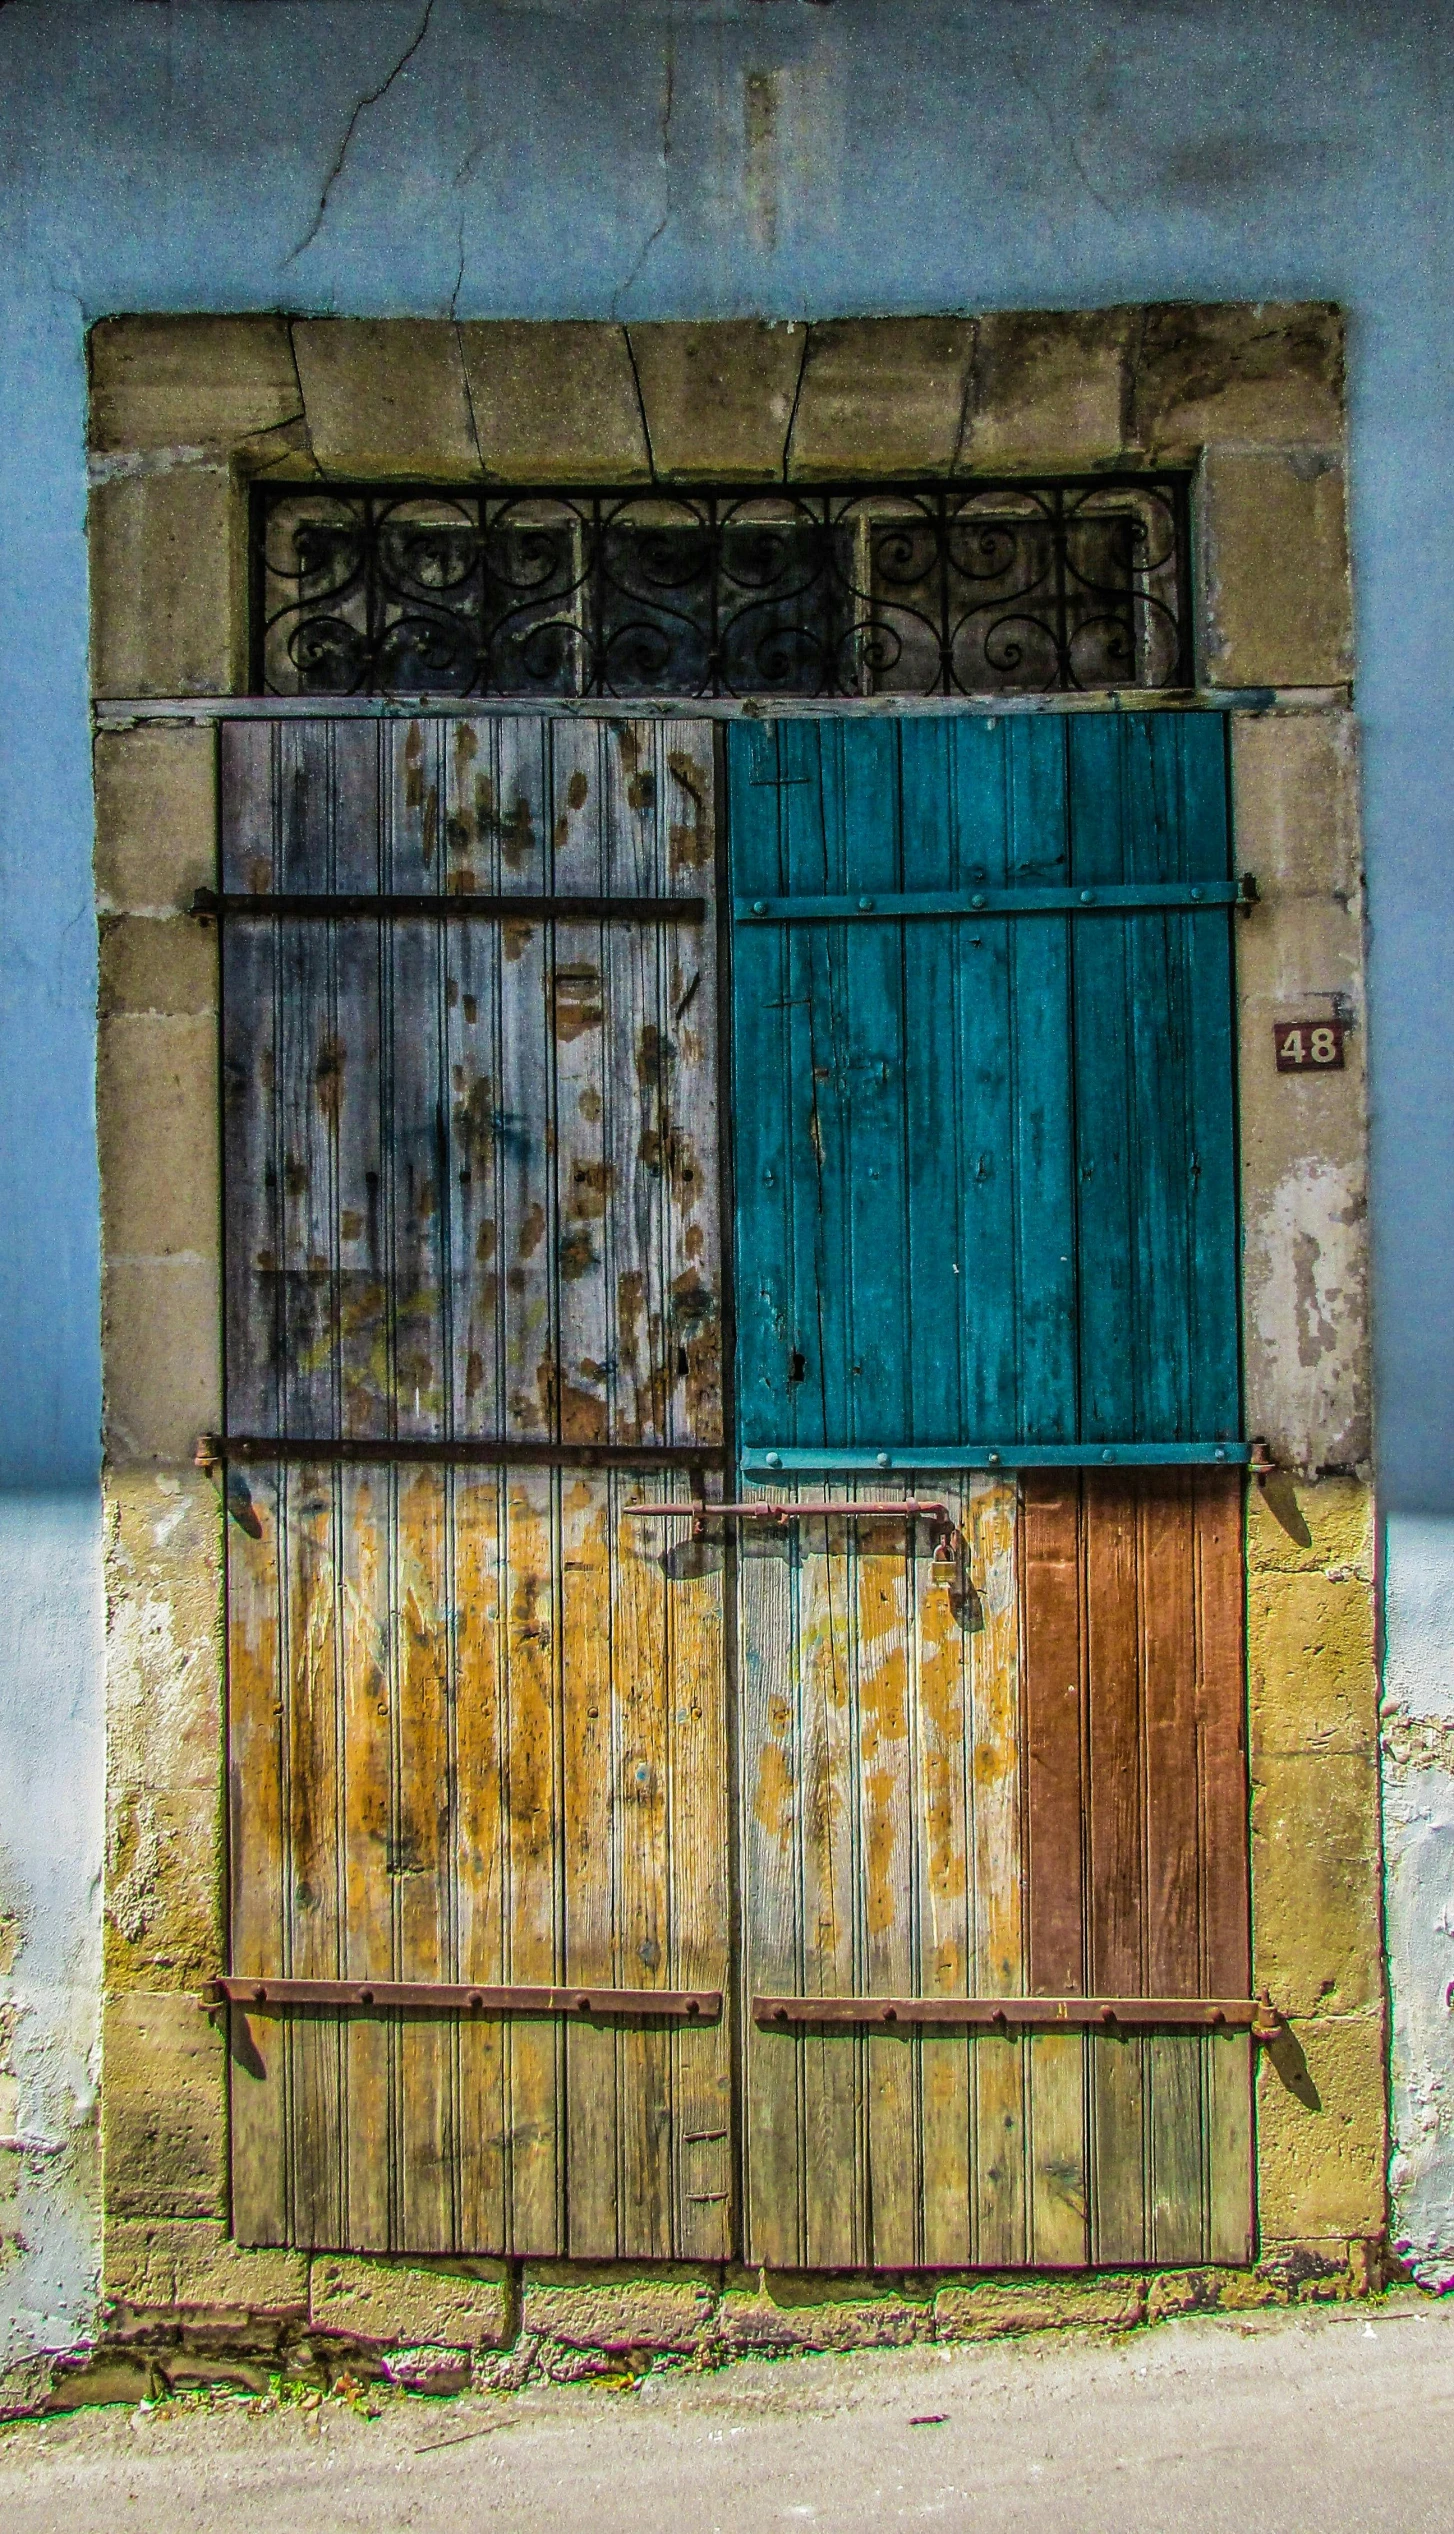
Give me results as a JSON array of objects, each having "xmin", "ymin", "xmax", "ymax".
[{"xmin": 251, "ymin": 476, "xmax": 1193, "ymax": 700}]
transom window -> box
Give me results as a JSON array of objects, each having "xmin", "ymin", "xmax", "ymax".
[{"xmin": 252, "ymin": 475, "xmax": 1192, "ymax": 701}]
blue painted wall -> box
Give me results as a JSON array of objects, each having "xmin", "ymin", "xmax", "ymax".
[
  {"xmin": 0, "ymin": 0, "xmax": 1450, "ymax": 1506},
  {"xmin": 0, "ymin": 0, "xmax": 1451, "ymax": 2358}
]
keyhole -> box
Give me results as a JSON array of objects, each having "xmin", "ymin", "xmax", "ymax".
[
  {"xmin": 788, "ymin": 1350, "xmax": 806, "ymax": 1384},
  {"xmin": 676, "ymin": 1344, "xmax": 690, "ymax": 1378}
]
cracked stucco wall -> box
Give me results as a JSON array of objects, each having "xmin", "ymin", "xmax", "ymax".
[
  {"xmin": 3, "ymin": 0, "xmax": 1454, "ymax": 2383},
  {"xmin": 1382, "ymin": 1518, "xmax": 1454, "ymax": 2288}
]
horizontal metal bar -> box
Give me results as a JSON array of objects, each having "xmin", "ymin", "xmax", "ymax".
[
  {"xmin": 742, "ymin": 1443, "xmax": 1249, "ymax": 1475},
  {"xmin": 734, "ymin": 880, "xmax": 1253, "ymax": 922},
  {"xmin": 199, "ymin": 1432, "xmax": 725, "ymax": 1472},
  {"xmin": 214, "ymin": 1977, "xmax": 720, "ymax": 2018},
  {"xmin": 93, "ymin": 689, "xmax": 1350, "ymax": 727},
  {"xmin": 753, "ymin": 1994, "xmax": 1278, "ymax": 2034},
  {"xmin": 193, "ymin": 887, "xmax": 704, "ymax": 924}
]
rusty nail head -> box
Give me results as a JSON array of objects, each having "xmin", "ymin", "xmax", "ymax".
[
  {"xmin": 882, "ymin": 2005, "xmax": 898, "ymax": 2024},
  {"xmin": 774, "ymin": 2006, "xmax": 790, "ymax": 2024},
  {"xmin": 576, "ymin": 1995, "xmax": 592, "ymax": 2013},
  {"xmin": 468, "ymin": 1991, "xmax": 484, "ymax": 2010},
  {"xmin": 253, "ymin": 1984, "xmax": 267, "ymax": 2004},
  {"xmin": 686, "ymin": 1997, "xmax": 700, "ymax": 2015}
]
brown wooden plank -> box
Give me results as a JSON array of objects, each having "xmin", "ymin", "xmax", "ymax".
[
  {"xmin": 394, "ymin": 1464, "xmax": 455, "ymax": 2251},
  {"xmin": 1084, "ymin": 1475, "xmax": 1143, "ymax": 1995},
  {"xmin": 1195, "ymin": 1469, "xmax": 1250, "ymax": 1993},
  {"xmin": 1020, "ymin": 1477, "xmax": 1086, "ymax": 1996},
  {"xmin": 972, "ymin": 2032, "xmax": 1028, "ymax": 2266},
  {"xmin": 1141, "ymin": 1473, "xmax": 1202, "ymax": 1996},
  {"xmin": 225, "ymin": 1462, "xmax": 288, "ymax": 2244},
  {"xmin": 339, "ymin": 1466, "xmax": 396, "ymax": 2249}
]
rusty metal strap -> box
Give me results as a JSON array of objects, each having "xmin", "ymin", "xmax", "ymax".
[
  {"xmin": 192, "ymin": 887, "xmax": 705, "ymax": 923},
  {"xmin": 734, "ymin": 879, "xmax": 1256, "ymax": 922},
  {"xmin": 197, "ymin": 1434, "xmax": 725, "ymax": 1471},
  {"xmin": 214, "ymin": 1977, "xmax": 721, "ymax": 2020},
  {"xmin": 753, "ymin": 1994, "xmax": 1281, "ymax": 2037}
]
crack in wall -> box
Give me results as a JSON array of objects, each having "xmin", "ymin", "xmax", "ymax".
[
  {"xmin": 612, "ymin": 31, "xmax": 676, "ymax": 316},
  {"xmin": 779, "ymin": 324, "xmax": 811, "ymax": 478},
  {"xmin": 284, "ymin": 0, "xmax": 437, "ymax": 268}
]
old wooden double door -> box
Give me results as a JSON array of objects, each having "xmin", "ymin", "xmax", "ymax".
[{"xmin": 223, "ymin": 707, "xmax": 1254, "ymax": 2270}]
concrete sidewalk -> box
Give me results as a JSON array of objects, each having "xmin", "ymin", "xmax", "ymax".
[{"xmin": 0, "ymin": 2296, "xmax": 1448, "ymax": 2534}]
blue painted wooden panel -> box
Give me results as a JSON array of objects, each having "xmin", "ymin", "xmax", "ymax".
[{"xmin": 727, "ymin": 715, "xmax": 1239, "ymax": 1453}]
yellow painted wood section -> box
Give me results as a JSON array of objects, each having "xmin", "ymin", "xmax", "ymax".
[
  {"xmin": 227, "ymin": 1463, "xmax": 727, "ymax": 2254},
  {"xmin": 743, "ymin": 1477, "xmax": 1043, "ymax": 2267}
]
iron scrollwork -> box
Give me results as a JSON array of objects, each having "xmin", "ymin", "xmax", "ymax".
[{"xmin": 252, "ymin": 477, "xmax": 1192, "ymax": 700}]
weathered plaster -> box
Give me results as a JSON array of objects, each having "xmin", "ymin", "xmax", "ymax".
[
  {"xmin": 0, "ymin": 1493, "xmax": 104, "ymax": 2411},
  {"xmin": 1382, "ymin": 1514, "xmax": 1454, "ymax": 2289}
]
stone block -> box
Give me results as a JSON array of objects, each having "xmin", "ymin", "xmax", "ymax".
[
  {"xmin": 104, "ymin": 1470, "xmax": 223, "ymax": 1788},
  {"xmin": 933, "ymin": 2274, "xmax": 1146, "ymax": 2340},
  {"xmin": 1249, "ymin": 1569, "xmax": 1376, "ymax": 1758},
  {"xmin": 47, "ymin": 2354, "xmax": 161, "ymax": 2409},
  {"xmin": 1251, "ymin": 1753, "xmax": 1381, "ymax": 2016},
  {"xmin": 89, "ymin": 316, "xmax": 302, "ymax": 457},
  {"xmin": 963, "ymin": 310, "xmax": 1130, "ymax": 470},
  {"xmin": 89, "ymin": 468, "xmax": 240, "ymax": 697},
  {"xmin": 520, "ymin": 2265, "xmax": 716, "ymax": 2351},
  {"xmin": 103, "ymin": 1257, "xmax": 223, "ymax": 1464},
  {"xmin": 311, "ymin": 2254, "xmax": 511, "ymax": 2350},
  {"xmin": 103, "ymin": 1991, "xmax": 225, "ymax": 2220},
  {"xmin": 457, "ymin": 323, "xmax": 649, "ymax": 481},
  {"xmin": 717, "ymin": 2275, "xmax": 931, "ymax": 2352},
  {"xmin": 99, "ymin": 916, "xmax": 217, "ymax": 1021},
  {"xmin": 1135, "ymin": 302, "xmax": 1344, "ymax": 454},
  {"xmin": 1247, "ymin": 1474, "xmax": 1372, "ymax": 1580},
  {"xmin": 105, "ymin": 1780, "xmax": 222, "ymax": 1989},
  {"xmin": 98, "ymin": 1012, "xmax": 219, "ymax": 1262},
  {"xmin": 94, "ymin": 726, "xmax": 218, "ymax": 917},
  {"xmin": 628, "ymin": 322, "xmax": 805, "ymax": 478},
  {"xmin": 292, "ymin": 321, "xmax": 479, "ymax": 478},
  {"xmin": 157, "ymin": 2353, "xmax": 274, "ymax": 2395},
  {"xmin": 1230, "ymin": 708, "xmax": 1361, "ymax": 902},
  {"xmin": 103, "ymin": 2216, "xmax": 307, "ymax": 2315},
  {"xmin": 1256, "ymin": 2016, "xmax": 1386, "ymax": 2241},
  {"xmin": 1204, "ymin": 450, "xmax": 1352, "ymax": 687},
  {"xmin": 788, "ymin": 318, "xmax": 974, "ymax": 477}
]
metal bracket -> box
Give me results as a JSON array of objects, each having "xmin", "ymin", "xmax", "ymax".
[
  {"xmin": 212, "ymin": 1976, "xmax": 721, "ymax": 2020},
  {"xmin": 753, "ymin": 1991, "xmax": 1286, "ymax": 2036},
  {"xmin": 626, "ymin": 1498, "xmax": 961, "ymax": 1557}
]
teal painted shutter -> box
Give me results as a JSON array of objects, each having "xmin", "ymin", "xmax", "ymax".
[{"xmin": 727, "ymin": 713, "xmax": 1240, "ymax": 1458}]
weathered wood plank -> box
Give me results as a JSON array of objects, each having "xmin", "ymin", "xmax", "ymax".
[
  {"xmin": 1020, "ymin": 1477, "xmax": 1085, "ymax": 1997},
  {"xmin": 283, "ymin": 1463, "xmax": 344, "ymax": 2247},
  {"xmin": 339, "ymin": 1466, "xmax": 396, "ymax": 2249},
  {"xmin": 394, "ymin": 1466, "xmax": 455, "ymax": 2251},
  {"xmin": 453, "ymin": 1466, "xmax": 510, "ymax": 2253},
  {"xmin": 225, "ymin": 1462, "xmax": 288, "ymax": 2245}
]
